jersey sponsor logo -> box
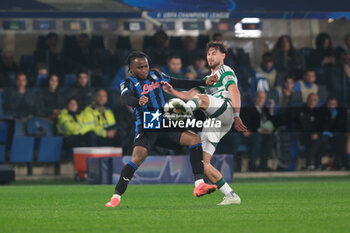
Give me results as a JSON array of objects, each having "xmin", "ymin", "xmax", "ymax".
[{"xmin": 141, "ymin": 81, "xmax": 160, "ymax": 95}]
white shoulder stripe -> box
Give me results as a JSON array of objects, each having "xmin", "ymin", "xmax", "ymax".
[{"xmin": 121, "ymin": 88, "xmax": 128, "ymax": 95}]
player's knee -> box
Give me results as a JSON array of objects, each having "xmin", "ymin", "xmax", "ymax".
[
  {"xmin": 192, "ymin": 94, "xmax": 203, "ymax": 106},
  {"xmin": 191, "ymin": 135, "xmax": 201, "ymax": 145},
  {"xmin": 194, "ymin": 94, "xmax": 209, "ymax": 108}
]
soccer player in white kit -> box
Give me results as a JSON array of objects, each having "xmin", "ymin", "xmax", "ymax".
[{"xmin": 162, "ymin": 41, "xmax": 247, "ymax": 205}]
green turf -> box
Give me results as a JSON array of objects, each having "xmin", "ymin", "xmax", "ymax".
[{"xmin": 1, "ymin": 177, "xmax": 350, "ymax": 233}]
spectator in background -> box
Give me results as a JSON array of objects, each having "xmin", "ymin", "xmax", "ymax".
[
  {"xmin": 272, "ymin": 35, "xmax": 302, "ymax": 75},
  {"xmin": 212, "ymin": 33, "xmax": 223, "ymax": 42},
  {"xmin": 35, "ymin": 74, "xmax": 65, "ymax": 120},
  {"xmin": 255, "ymin": 52, "xmax": 278, "ymax": 88},
  {"xmin": 82, "ymin": 89, "xmax": 118, "ymax": 146},
  {"xmin": 34, "ymin": 62, "xmax": 49, "ymax": 90},
  {"xmin": 274, "ymin": 76, "xmax": 302, "ymax": 108},
  {"xmin": 3, "ymin": 73, "xmax": 35, "ymax": 119},
  {"xmin": 187, "ymin": 54, "xmax": 210, "ymax": 80},
  {"xmin": 68, "ymin": 70, "xmax": 94, "ymax": 110},
  {"xmin": 146, "ymin": 30, "xmax": 170, "ymax": 67},
  {"xmin": 57, "ymin": 97, "xmax": 97, "ymax": 149},
  {"xmin": 329, "ymin": 52, "xmax": 350, "ymax": 104},
  {"xmin": 293, "ymin": 69, "xmax": 318, "ymax": 103},
  {"xmin": 0, "ymin": 51, "xmax": 19, "ymax": 88},
  {"xmin": 241, "ymin": 91, "xmax": 276, "ymax": 172},
  {"xmin": 335, "ymin": 33, "xmax": 350, "ymax": 61},
  {"xmin": 180, "ymin": 36, "xmax": 197, "ymax": 67},
  {"xmin": 292, "ymin": 93, "xmax": 323, "ymax": 170},
  {"xmin": 110, "ymin": 65, "xmax": 131, "ymax": 93},
  {"xmin": 319, "ymin": 96, "xmax": 347, "ymax": 170},
  {"xmin": 310, "ymin": 32, "xmax": 336, "ymax": 68},
  {"xmin": 33, "ymin": 32, "xmax": 65, "ymax": 75},
  {"xmin": 161, "ymin": 54, "xmax": 191, "ymax": 80},
  {"xmin": 75, "ymin": 33, "xmax": 93, "ymax": 69}
]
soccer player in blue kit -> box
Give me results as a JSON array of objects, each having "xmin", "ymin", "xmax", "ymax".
[{"xmin": 105, "ymin": 51, "xmax": 218, "ymax": 208}]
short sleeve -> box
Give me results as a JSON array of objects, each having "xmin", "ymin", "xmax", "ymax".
[{"xmin": 220, "ymin": 71, "xmax": 237, "ymax": 90}]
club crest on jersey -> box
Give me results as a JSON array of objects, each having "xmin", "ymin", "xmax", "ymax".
[{"xmin": 141, "ymin": 81, "xmax": 159, "ymax": 95}]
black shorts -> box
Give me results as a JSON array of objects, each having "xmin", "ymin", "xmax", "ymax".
[{"xmin": 133, "ymin": 131, "xmax": 183, "ymax": 152}]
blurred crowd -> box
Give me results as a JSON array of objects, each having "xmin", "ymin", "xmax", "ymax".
[{"xmin": 0, "ymin": 31, "xmax": 350, "ymax": 171}]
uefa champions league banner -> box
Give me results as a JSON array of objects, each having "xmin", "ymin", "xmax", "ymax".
[{"xmin": 87, "ymin": 155, "xmax": 234, "ymax": 184}]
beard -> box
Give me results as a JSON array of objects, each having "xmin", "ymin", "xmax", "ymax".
[{"xmin": 208, "ymin": 61, "xmax": 220, "ymax": 69}]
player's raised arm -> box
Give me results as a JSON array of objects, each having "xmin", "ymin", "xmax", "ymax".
[
  {"xmin": 227, "ymin": 84, "xmax": 247, "ymax": 132},
  {"xmin": 167, "ymin": 75, "xmax": 218, "ymax": 89},
  {"xmin": 161, "ymin": 81, "xmax": 199, "ymax": 101}
]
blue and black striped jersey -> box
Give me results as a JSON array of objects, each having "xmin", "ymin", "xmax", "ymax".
[{"xmin": 120, "ymin": 70, "xmax": 206, "ymax": 137}]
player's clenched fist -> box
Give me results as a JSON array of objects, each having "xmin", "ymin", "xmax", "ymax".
[
  {"xmin": 205, "ymin": 74, "xmax": 219, "ymax": 86},
  {"xmin": 139, "ymin": 96, "xmax": 149, "ymax": 106}
]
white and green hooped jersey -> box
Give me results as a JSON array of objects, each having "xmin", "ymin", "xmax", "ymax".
[{"xmin": 197, "ymin": 64, "xmax": 238, "ymax": 100}]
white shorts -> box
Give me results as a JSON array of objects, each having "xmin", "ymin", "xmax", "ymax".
[{"xmin": 200, "ymin": 95, "xmax": 234, "ymax": 144}]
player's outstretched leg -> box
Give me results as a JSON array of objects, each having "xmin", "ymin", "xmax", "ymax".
[
  {"xmin": 105, "ymin": 146, "xmax": 147, "ymax": 208},
  {"xmin": 202, "ymin": 145, "xmax": 241, "ymax": 205},
  {"xmin": 180, "ymin": 131, "xmax": 217, "ymax": 197}
]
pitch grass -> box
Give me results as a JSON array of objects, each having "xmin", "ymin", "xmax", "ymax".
[{"xmin": 1, "ymin": 177, "xmax": 350, "ymax": 233}]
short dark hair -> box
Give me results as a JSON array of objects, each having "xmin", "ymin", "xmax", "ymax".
[
  {"xmin": 212, "ymin": 33, "xmax": 223, "ymax": 41},
  {"xmin": 327, "ymin": 95, "xmax": 338, "ymax": 102},
  {"xmin": 303, "ymin": 68, "xmax": 315, "ymax": 76},
  {"xmin": 66, "ymin": 97, "xmax": 78, "ymax": 105},
  {"xmin": 76, "ymin": 69, "xmax": 88, "ymax": 77},
  {"xmin": 127, "ymin": 51, "xmax": 151, "ymax": 70},
  {"xmin": 46, "ymin": 32, "xmax": 58, "ymax": 40},
  {"xmin": 206, "ymin": 41, "xmax": 227, "ymax": 54},
  {"xmin": 284, "ymin": 75, "xmax": 295, "ymax": 82},
  {"xmin": 262, "ymin": 52, "xmax": 273, "ymax": 61},
  {"xmin": 167, "ymin": 53, "xmax": 181, "ymax": 62}
]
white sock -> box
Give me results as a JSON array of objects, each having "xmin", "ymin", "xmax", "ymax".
[
  {"xmin": 195, "ymin": 179, "xmax": 204, "ymax": 187},
  {"xmin": 187, "ymin": 99, "xmax": 198, "ymax": 111},
  {"xmin": 112, "ymin": 194, "xmax": 121, "ymax": 199},
  {"xmin": 219, "ymin": 183, "xmax": 233, "ymax": 196}
]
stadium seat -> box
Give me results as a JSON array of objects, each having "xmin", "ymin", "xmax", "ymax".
[
  {"xmin": 35, "ymin": 74, "xmax": 49, "ymax": 91},
  {"xmin": 143, "ymin": 35, "xmax": 154, "ymax": 50},
  {"xmin": 298, "ymin": 47, "xmax": 313, "ymax": 68},
  {"xmin": 237, "ymin": 144, "xmax": 248, "ymax": 153},
  {"xmin": 63, "ymin": 35, "xmax": 77, "ymax": 51},
  {"xmin": 10, "ymin": 136, "xmax": 35, "ymax": 163},
  {"xmin": 91, "ymin": 35, "xmax": 105, "ymax": 49},
  {"xmin": 0, "ymin": 91, "xmax": 3, "ymax": 117},
  {"xmin": 317, "ymin": 85, "xmax": 329, "ymax": 106},
  {"xmin": 35, "ymin": 35, "xmax": 46, "ymax": 50},
  {"xmin": 314, "ymin": 66, "xmax": 330, "ymax": 86},
  {"xmin": 27, "ymin": 118, "xmax": 54, "ymax": 137},
  {"xmin": 19, "ymin": 55, "xmax": 35, "ymax": 76},
  {"xmin": 0, "ymin": 145, "xmax": 6, "ymax": 163},
  {"xmin": 37, "ymin": 137, "xmax": 63, "ymax": 162},
  {"xmin": 14, "ymin": 120, "xmax": 25, "ymax": 137},
  {"xmin": 196, "ymin": 35, "xmax": 209, "ymax": 49},
  {"xmin": 169, "ymin": 36, "xmax": 182, "ymax": 49},
  {"xmin": 116, "ymin": 36, "xmax": 131, "ymax": 49},
  {"xmin": 63, "ymin": 73, "xmax": 76, "ymax": 88}
]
